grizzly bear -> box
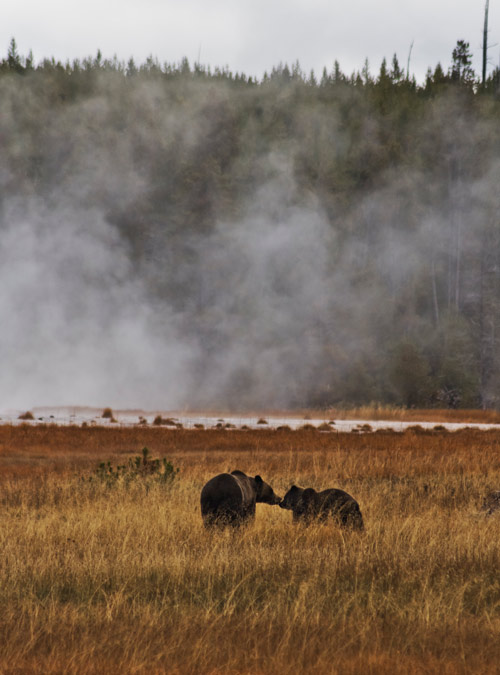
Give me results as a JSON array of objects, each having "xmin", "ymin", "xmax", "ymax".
[
  {"xmin": 280, "ymin": 485, "xmax": 364, "ymax": 529},
  {"xmin": 200, "ymin": 470, "xmax": 281, "ymax": 527}
]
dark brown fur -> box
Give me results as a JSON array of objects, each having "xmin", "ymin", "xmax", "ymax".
[
  {"xmin": 200, "ymin": 470, "xmax": 281, "ymax": 527},
  {"xmin": 280, "ymin": 485, "xmax": 364, "ymax": 529}
]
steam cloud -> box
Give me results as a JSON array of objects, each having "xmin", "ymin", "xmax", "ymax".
[
  {"xmin": 0, "ymin": 197, "xmax": 194, "ymax": 409},
  {"xmin": 1, "ymin": 74, "xmax": 499, "ymax": 410}
]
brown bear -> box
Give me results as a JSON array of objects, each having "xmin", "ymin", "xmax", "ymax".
[
  {"xmin": 200, "ymin": 470, "xmax": 281, "ymax": 527},
  {"xmin": 280, "ymin": 485, "xmax": 364, "ymax": 530}
]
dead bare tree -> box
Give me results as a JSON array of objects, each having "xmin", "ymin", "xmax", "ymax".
[
  {"xmin": 482, "ymin": 0, "xmax": 490, "ymax": 86},
  {"xmin": 406, "ymin": 40, "xmax": 414, "ymax": 80}
]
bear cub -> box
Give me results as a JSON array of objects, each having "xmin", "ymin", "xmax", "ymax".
[{"xmin": 280, "ymin": 485, "xmax": 364, "ymax": 530}]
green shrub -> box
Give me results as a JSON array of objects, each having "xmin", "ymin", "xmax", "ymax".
[{"xmin": 89, "ymin": 447, "xmax": 179, "ymax": 487}]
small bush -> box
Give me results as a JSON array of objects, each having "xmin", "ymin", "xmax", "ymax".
[
  {"xmin": 153, "ymin": 416, "xmax": 172, "ymax": 426},
  {"xmin": 153, "ymin": 416, "xmax": 178, "ymax": 426},
  {"xmin": 299, "ymin": 424, "xmax": 317, "ymax": 431},
  {"xmin": 358, "ymin": 423, "xmax": 373, "ymax": 432},
  {"xmin": 102, "ymin": 407, "xmax": 113, "ymax": 419},
  {"xmin": 317, "ymin": 422, "xmax": 332, "ymax": 431},
  {"xmin": 406, "ymin": 425, "xmax": 426, "ymax": 434},
  {"xmin": 18, "ymin": 411, "xmax": 34, "ymax": 420},
  {"xmin": 257, "ymin": 418, "xmax": 268, "ymax": 425},
  {"xmin": 88, "ymin": 447, "xmax": 179, "ymax": 487},
  {"xmin": 482, "ymin": 491, "xmax": 500, "ymax": 515}
]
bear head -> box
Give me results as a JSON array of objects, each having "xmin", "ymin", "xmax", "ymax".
[
  {"xmin": 254, "ymin": 475, "xmax": 282, "ymax": 505},
  {"xmin": 279, "ymin": 485, "xmax": 303, "ymax": 510}
]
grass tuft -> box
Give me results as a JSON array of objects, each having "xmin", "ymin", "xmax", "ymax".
[{"xmin": 317, "ymin": 422, "xmax": 332, "ymax": 431}]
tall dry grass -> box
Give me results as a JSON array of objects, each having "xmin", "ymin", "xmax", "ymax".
[{"xmin": 0, "ymin": 426, "xmax": 499, "ymax": 673}]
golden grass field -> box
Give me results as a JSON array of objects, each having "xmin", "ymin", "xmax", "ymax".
[{"xmin": 0, "ymin": 422, "xmax": 499, "ymax": 674}]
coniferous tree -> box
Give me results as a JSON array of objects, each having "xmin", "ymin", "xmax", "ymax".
[
  {"xmin": 7, "ymin": 37, "xmax": 23, "ymax": 73},
  {"xmin": 450, "ymin": 40, "xmax": 475, "ymax": 85},
  {"xmin": 391, "ymin": 54, "xmax": 403, "ymax": 83}
]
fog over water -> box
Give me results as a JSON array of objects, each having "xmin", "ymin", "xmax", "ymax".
[{"xmin": 1, "ymin": 66, "xmax": 499, "ymax": 410}]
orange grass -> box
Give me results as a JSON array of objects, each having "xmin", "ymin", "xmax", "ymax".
[
  {"xmin": 0, "ymin": 425, "xmax": 499, "ymax": 674},
  {"xmin": 1, "ymin": 424, "xmax": 500, "ymax": 480}
]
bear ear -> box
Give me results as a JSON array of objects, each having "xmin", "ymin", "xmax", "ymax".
[
  {"xmin": 255, "ymin": 475, "xmax": 263, "ymax": 484},
  {"xmin": 290, "ymin": 485, "xmax": 298, "ymax": 491}
]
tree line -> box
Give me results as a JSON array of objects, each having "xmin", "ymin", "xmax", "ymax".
[{"xmin": 2, "ymin": 37, "xmax": 499, "ymax": 90}]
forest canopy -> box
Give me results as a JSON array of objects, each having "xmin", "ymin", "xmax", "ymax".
[{"xmin": 1, "ymin": 39, "xmax": 500, "ymax": 410}]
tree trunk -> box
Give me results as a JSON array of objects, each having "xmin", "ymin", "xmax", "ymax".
[{"xmin": 483, "ymin": 0, "xmax": 489, "ymax": 87}]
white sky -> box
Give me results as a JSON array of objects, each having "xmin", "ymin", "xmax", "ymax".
[{"xmin": 2, "ymin": 1, "xmax": 499, "ymax": 82}]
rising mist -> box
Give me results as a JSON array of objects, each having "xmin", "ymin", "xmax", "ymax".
[{"xmin": 1, "ymin": 53, "xmax": 500, "ymax": 409}]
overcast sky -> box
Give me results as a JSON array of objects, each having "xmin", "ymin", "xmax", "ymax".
[{"xmin": 2, "ymin": 1, "xmax": 499, "ymax": 82}]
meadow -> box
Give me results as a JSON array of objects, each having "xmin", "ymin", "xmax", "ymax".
[{"xmin": 0, "ymin": 423, "xmax": 499, "ymax": 674}]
